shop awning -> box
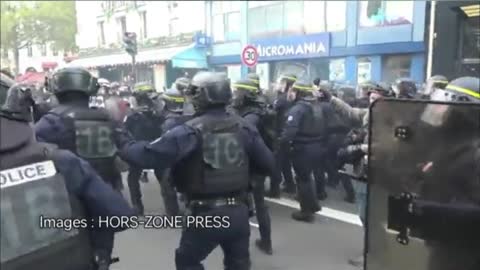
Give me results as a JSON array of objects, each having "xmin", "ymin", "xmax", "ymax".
[
  {"xmin": 42, "ymin": 62, "xmax": 58, "ymax": 69},
  {"xmin": 171, "ymin": 45, "xmax": 208, "ymax": 69},
  {"xmin": 68, "ymin": 45, "xmax": 193, "ymax": 68}
]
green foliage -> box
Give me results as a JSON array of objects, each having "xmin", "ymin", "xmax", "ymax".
[{"xmin": 0, "ymin": 1, "xmax": 77, "ymax": 52}]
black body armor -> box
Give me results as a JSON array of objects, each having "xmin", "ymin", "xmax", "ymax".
[{"xmin": 172, "ymin": 113, "xmax": 250, "ymax": 199}]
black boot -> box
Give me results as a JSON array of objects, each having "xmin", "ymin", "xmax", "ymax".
[
  {"xmin": 317, "ymin": 191, "xmax": 328, "ymax": 201},
  {"xmin": 132, "ymin": 202, "xmax": 144, "ymax": 216},
  {"xmin": 282, "ymin": 184, "xmax": 296, "ymax": 194},
  {"xmin": 266, "ymin": 187, "xmax": 281, "ymax": 198},
  {"xmin": 255, "ymin": 239, "xmax": 273, "ymax": 255},
  {"xmin": 344, "ymin": 193, "xmax": 356, "ymax": 203},
  {"xmin": 291, "ymin": 211, "xmax": 315, "ymax": 223}
]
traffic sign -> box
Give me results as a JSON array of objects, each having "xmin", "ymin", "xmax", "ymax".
[{"xmin": 241, "ymin": 45, "xmax": 258, "ymax": 67}]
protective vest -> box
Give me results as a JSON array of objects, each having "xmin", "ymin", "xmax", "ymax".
[
  {"xmin": 274, "ymin": 94, "xmax": 292, "ymax": 135},
  {"xmin": 50, "ymin": 105, "xmax": 118, "ymax": 183},
  {"xmin": 0, "ymin": 141, "xmax": 93, "ymax": 270},
  {"xmin": 172, "ymin": 113, "xmax": 250, "ymax": 199},
  {"xmin": 125, "ymin": 109, "xmax": 163, "ymax": 141},
  {"xmin": 324, "ymin": 103, "xmax": 350, "ymax": 135},
  {"xmin": 236, "ymin": 104, "xmax": 271, "ymax": 146},
  {"xmin": 297, "ymin": 100, "xmax": 327, "ymax": 139},
  {"xmin": 162, "ymin": 112, "xmax": 192, "ymax": 134}
]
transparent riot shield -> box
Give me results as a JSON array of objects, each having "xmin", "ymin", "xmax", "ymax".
[{"xmin": 366, "ymin": 99, "xmax": 480, "ymax": 270}]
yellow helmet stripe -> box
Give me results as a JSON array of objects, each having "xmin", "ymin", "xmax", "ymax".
[
  {"xmin": 164, "ymin": 95, "xmax": 185, "ymax": 102},
  {"xmin": 135, "ymin": 85, "xmax": 153, "ymax": 91},
  {"xmin": 446, "ymin": 85, "xmax": 480, "ymax": 98},
  {"xmin": 293, "ymin": 85, "xmax": 314, "ymax": 92},
  {"xmin": 433, "ymin": 80, "xmax": 449, "ymax": 84},
  {"xmin": 233, "ymin": 83, "xmax": 258, "ymax": 92},
  {"xmin": 248, "ymin": 79, "xmax": 260, "ymax": 84},
  {"xmin": 282, "ymin": 76, "xmax": 297, "ymax": 81}
]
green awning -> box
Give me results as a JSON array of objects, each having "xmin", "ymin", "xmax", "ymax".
[{"xmin": 171, "ymin": 46, "xmax": 208, "ymax": 69}]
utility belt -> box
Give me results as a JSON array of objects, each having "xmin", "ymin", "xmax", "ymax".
[
  {"xmin": 293, "ymin": 136, "xmax": 326, "ymax": 144},
  {"xmin": 187, "ymin": 194, "xmax": 251, "ymax": 215}
]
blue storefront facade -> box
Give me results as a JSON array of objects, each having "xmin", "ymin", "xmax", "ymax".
[{"xmin": 206, "ymin": 1, "xmax": 427, "ymax": 89}]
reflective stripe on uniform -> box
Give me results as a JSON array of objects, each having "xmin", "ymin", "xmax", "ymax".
[{"xmin": 446, "ymin": 85, "xmax": 480, "ymax": 98}]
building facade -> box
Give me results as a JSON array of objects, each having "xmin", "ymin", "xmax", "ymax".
[
  {"xmin": 71, "ymin": 0, "xmax": 209, "ymax": 91},
  {"xmin": 430, "ymin": 1, "xmax": 479, "ymax": 79},
  {"xmin": 206, "ymin": 1, "xmax": 428, "ymax": 90}
]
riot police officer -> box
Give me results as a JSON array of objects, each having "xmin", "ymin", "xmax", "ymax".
[
  {"xmin": 231, "ymin": 79, "xmax": 283, "ymax": 255},
  {"xmin": 34, "ymin": 67, "xmax": 126, "ymax": 264},
  {"xmin": 421, "ymin": 74, "xmax": 448, "ymax": 99},
  {"xmin": 279, "ymin": 81, "xmax": 329, "ymax": 222},
  {"xmin": 392, "ymin": 77, "xmax": 417, "ymax": 99},
  {"xmin": 123, "ymin": 82, "xmax": 164, "ymax": 215},
  {"xmin": 114, "ymin": 72, "xmax": 279, "ymax": 270},
  {"xmin": 315, "ymin": 82, "xmax": 356, "ymax": 203},
  {"xmin": 0, "ymin": 83, "xmax": 134, "ymax": 270},
  {"xmin": 156, "ymin": 87, "xmax": 193, "ymax": 216},
  {"xmin": 320, "ymin": 81, "xmax": 392, "ymax": 267},
  {"xmin": 173, "ymin": 77, "xmax": 194, "ymax": 116},
  {"xmin": 365, "ymin": 76, "xmax": 480, "ymax": 270},
  {"xmin": 273, "ymin": 74, "xmax": 297, "ymax": 194}
]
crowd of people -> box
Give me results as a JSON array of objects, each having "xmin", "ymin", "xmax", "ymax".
[{"xmin": 0, "ymin": 67, "xmax": 478, "ymax": 270}]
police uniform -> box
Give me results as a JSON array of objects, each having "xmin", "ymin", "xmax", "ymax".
[
  {"xmin": 0, "ymin": 88, "xmax": 133, "ymax": 270},
  {"xmin": 231, "ymin": 79, "xmax": 283, "ymax": 255},
  {"xmin": 124, "ymin": 83, "xmax": 164, "ymax": 215},
  {"xmin": 273, "ymin": 74, "xmax": 297, "ymax": 193},
  {"xmin": 279, "ymin": 82, "xmax": 327, "ymax": 222},
  {"xmin": 33, "ymin": 67, "xmax": 126, "ymax": 266},
  {"xmin": 114, "ymin": 72, "xmax": 278, "ymax": 270},
  {"xmin": 156, "ymin": 88, "xmax": 193, "ymax": 216}
]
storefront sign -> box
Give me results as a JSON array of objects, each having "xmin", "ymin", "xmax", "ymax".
[{"xmin": 252, "ymin": 33, "xmax": 330, "ymax": 62}]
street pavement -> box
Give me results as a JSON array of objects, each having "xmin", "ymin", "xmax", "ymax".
[{"xmin": 112, "ymin": 172, "xmax": 364, "ymax": 270}]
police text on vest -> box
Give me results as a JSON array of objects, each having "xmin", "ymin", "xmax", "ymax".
[{"xmin": 0, "ymin": 161, "xmax": 57, "ymax": 189}]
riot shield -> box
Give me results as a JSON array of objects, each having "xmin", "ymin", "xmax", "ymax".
[{"xmin": 366, "ymin": 99, "xmax": 480, "ymax": 270}]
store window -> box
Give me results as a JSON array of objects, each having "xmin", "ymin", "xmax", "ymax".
[
  {"xmin": 248, "ymin": 1, "xmax": 279, "ymax": 9},
  {"xmin": 461, "ymin": 16, "xmax": 480, "ymax": 60},
  {"xmin": 326, "ymin": 1, "xmax": 346, "ymax": 31},
  {"xmin": 248, "ymin": 2, "xmax": 283, "ymax": 37},
  {"xmin": 97, "ymin": 21, "xmax": 106, "ymax": 45},
  {"xmin": 329, "ymin": 58, "xmax": 346, "ymax": 82},
  {"xmin": 382, "ymin": 55, "xmax": 412, "ymax": 83},
  {"xmin": 359, "ymin": 1, "xmax": 413, "ymax": 28},
  {"xmin": 357, "ymin": 58, "xmax": 372, "ymax": 84},
  {"xmin": 27, "ymin": 45, "xmax": 33, "ymax": 57},
  {"xmin": 212, "ymin": 2, "xmax": 240, "ymax": 42},
  {"xmin": 284, "ymin": 1, "xmax": 304, "ymax": 33},
  {"xmin": 40, "ymin": 44, "xmax": 47, "ymax": 56},
  {"xmin": 225, "ymin": 12, "xmax": 240, "ymax": 41},
  {"xmin": 303, "ymin": 1, "xmax": 326, "ymax": 33}
]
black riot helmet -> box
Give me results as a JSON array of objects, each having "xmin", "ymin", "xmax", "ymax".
[
  {"xmin": 246, "ymin": 73, "xmax": 261, "ymax": 91},
  {"xmin": 1, "ymin": 72, "xmax": 15, "ymax": 105},
  {"xmin": 185, "ymin": 72, "xmax": 232, "ymax": 111},
  {"xmin": 430, "ymin": 76, "xmax": 480, "ymax": 103},
  {"xmin": 47, "ymin": 67, "xmax": 99, "ymax": 97},
  {"xmin": 232, "ymin": 79, "xmax": 260, "ymax": 108},
  {"xmin": 174, "ymin": 77, "xmax": 191, "ymax": 95},
  {"xmin": 362, "ymin": 80, "xmax": 392, "ymax": 97},
  {"xmin": 337, "ymin": 85, "xmax": 357, "ymax": 106},
  {"xmin": 424, "ymin": 75, "xmax": 449, "ymax": 97},
  {"xmin": 276, "ymin": 74, "xmax": 297, "ymax": 93},
  {"xmin": 162, "ymin": 87, "xmax": 185, "ymax": 113},
  {"xmin": 1, "ymin": 83, "xmax": 36, "ymax": 122},
  {"xmin": 392, "ymin": 77, "xmax": 417, "ymax": 98},
  {"xmin": 291, "ymin": 81, "xmax": 316, "ymax": 101}
]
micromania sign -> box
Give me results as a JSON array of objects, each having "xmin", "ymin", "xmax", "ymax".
[{"xmin": 251, "ymin": 33, "xmax": 330, "ymax": 62}]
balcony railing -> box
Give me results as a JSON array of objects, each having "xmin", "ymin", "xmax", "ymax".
[{"xmin": 78, "ymin": 31, "xmax": 198, "ymax": 58}]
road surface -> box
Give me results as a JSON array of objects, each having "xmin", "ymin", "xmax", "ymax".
[{"xmin": 112, "ymin": 172, "xmax": 364, "ymax": 270}]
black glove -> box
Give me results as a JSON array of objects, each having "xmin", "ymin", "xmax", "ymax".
[{"xmin": 318, "ymin": 89, "xmax": 332, "ymax": 102}]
